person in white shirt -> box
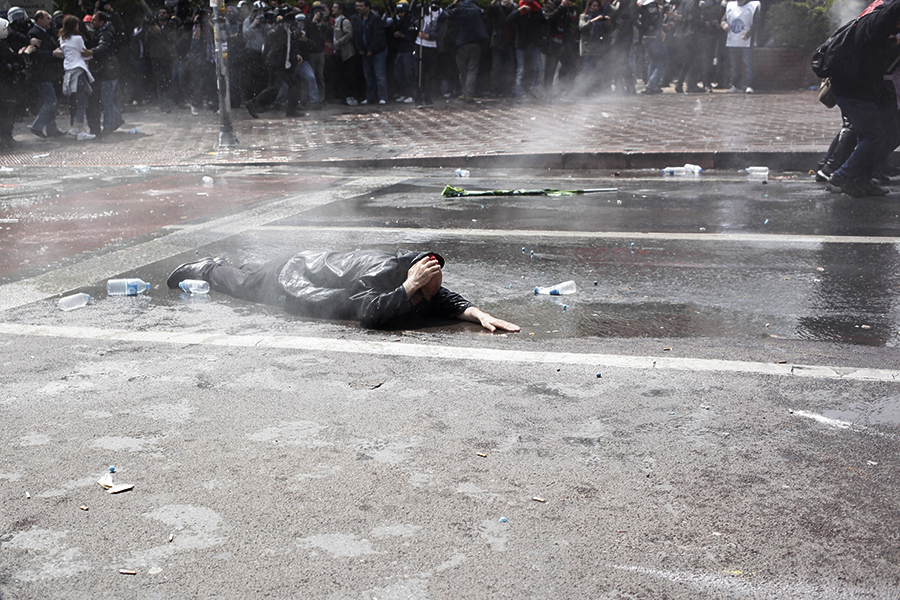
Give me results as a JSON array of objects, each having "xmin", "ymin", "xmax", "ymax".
[
  {"xmin": 722, "ymin": 0, "xmax": 759, "ymax": 93},
  {"xmin": 57, "ymin": 15, "xmax": 95, "ymax": 140}
]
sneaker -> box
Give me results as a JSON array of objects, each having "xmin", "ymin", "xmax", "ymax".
[
  {"xmin": 727, "ymin": 86, "xmax": 741, "ymax": 93},
  {"xmin": 191, "ymin": 105, "xmax": 200, "ymax": 116},
  {"xmin": 829, "ymin": 174, "xmax": 868, "ymax": 198},
  {"xmin": 346, "ymin": 97, "xmax": 358, "ymax": 106},
  {"xmin": 28, "ymin": 127, "xmax": 46, "ymax": 139},
  {"xmin": 246, "ymin": 103, "xmax": 259, "ymax": 118},
  {"xmin": 67, "ymin": 127, "xmax": 79, "ymax": 137},
  {"xmin": 402, "ymin": 96, "xmax": 414, "ymax": 103},
  {"xmin": 360, "ymin": 99, "xmax": 369, "ymax": 105},
  {"xmin": 865, "ymin": 181, "xmax": 890, "ymax": 197},
  {"xmin": 745, "ymin": 87, "xmax": 754, "ymax": 94},
  {"xmin": 815, "ymin": 169, "xmax": 832, "ymax": 183},
  {"xmin": 378, "ymin": 99, "xmax": 386, "ymax": 105},
  {"xmin": 76, "ymin": 131, "xmax": 96, "ymax": 141}
]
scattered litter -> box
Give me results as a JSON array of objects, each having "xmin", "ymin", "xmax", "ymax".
[
  {"xmin": 26, "ymin": 491, "xmax": 31, "ymax": 499},
  {"xmin": 58, "ymin": 293, "xmax": 90, "ymax": 311},
  {"xmin": 861, "ymin": 324, "xmax": 871, "ymax": 329},
  {"xmin": 593, "ymin": 281, "xmax": 598, "ymax": 285},
  {"xmin": 700, "ymin": 405, "xmax": 711, "ymax": 410},
  {"xmin": 867, "ymin": 461, "xmax": 878, "ymax": 466},
  {"xmin": 596, "ymin": 372, "xmax": 602, "ymax": 378},
  {"xmin": 119, "ymin": 569, "xmax": 137, "ymax": 575},
  {"xmin": 202, "ymin": 176, "xmax": 214, "ymax": 187},
  {"xmin": 662, "ymin": 164, "xmax": 702, "ymax": 176},
  {"xmin": 179, "ymin": 279, "xmax": 210, "ymax": 294},
  {"xmin": 534, "ymin": 281, "xmax": 576, "ymax": 296},
  {"xmin": 454, "ymin": 168, "xmax": 470, "ymax": 178},
  {"xmin": 133, "ymin": 165, "xmax": 151, "ymax": 173},
  {"xmin": 562, "ymin": 305, "xmax": 567, "ymax": 312},
  {"xmin": 168, "ymin": 534, "xmax": 175, "ymax": 543},
  {"xmin": 0, "ymin": 218, "xmax": 19, "ymax": 223},
  {"xmin": 765, "ymin": 323, "xmax": 770, "ymax": 328},
  {"xmin": 109, "ymin": 465, "xmax": 116, "ymax": 473},
  {"xmin": 127, "ymin": 128, "xmax": 140, "ymax": 134},
  {"xmin": 80, "ymin": 505, "xmax": 89, "ymax": 511},
  {"xmin": 197, "ymin": 192, "xmax": 209, "ymax": 196},
  {"xmin": 764, "ymin": 219, "xmax": 769, "ymax": 225},
  {"xmin": 816, "ymin": 267, "xmax": 825, "ymax": 272},
  {"xmin": 0, "ymin": 166, "xmax": 13, "ymax": 172},
  {"xmin": 530, "ymin": 250, "xmax": 534, "ymax": 260},
  {"xmin": 788, "ymin": 409, "xmax": 794, "ymax": 414},
  {"xmin": 97, "ymin": 472, "xmax": 114, "ymax": 489},
  {"xmin": 499, "ymin": 516, "xmax": 508, "ymax": 523},
  {"xmin": 669, "ymin": 412, "xmax": 675, "ymax": 415},
  {"xmin": 532, "ymin": 497, "xmax": 546, "ymax": 503},
  {"xmin": 476, "ymin": 453, "xmax": 487, "ymax": 458},
  {"xmin": 107, "ymin": 278, "xmax": 150, "ymax": 296},
  {"xmin": 663, "ymin": 347, "xmax": 671, "ymax": 351},
  {"xmin": 777, "ymin": 360, "xmax": 787, "ymax": 364},
  {"xmin": 521, "ymin": 247, "xmax": 526, "ymax": 253},
  {"xmin": 745, "ymin": 166, "xmax": 769, "ymax": 176},
  {"xmin": 108, "ymin": 484, "xmax": 134, "ymax": 494},
  {"xmin": 32, "ymin": 153, "xmax": 50, "ymax": 159}
]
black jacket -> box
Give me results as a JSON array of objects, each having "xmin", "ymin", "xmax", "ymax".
[
  {"xmin": 352, "ymin": 12, "xmax": 388, "ymax": 54},
  {"xmin": 447, "ymin": 0, "xmax": 489, "ymax": 46},
  {"xmin": 90, "ymin": 23, "xmax": 121, "ymax": 81},
  {"xmin": 506, "ymin": 5, "xmax": 546, "ymax": 49},
  {"xmin": 831, "ymin": 0, "xmax": 900, "ymax": 105},
  {"xmin": 276, "ymin": 250, "xmax": 472, "ymax": 328},
  {"xmin": 26, "ymin": 24, "xmax": 61, "ymax": 83}
]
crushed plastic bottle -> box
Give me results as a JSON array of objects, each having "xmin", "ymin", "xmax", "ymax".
[
  {"xmin": 178, "ymin": 279, "xmax": 210, "ymax": 294},
  {"xmin": 534, "ymin": 280, "xmax": 577, "ymax": 295},
  {"xmin": 745, "ymin": 166, "xmax": 769, "ymax": 175},
  {"xmin": 202, "ymin": 176, "xmax": 214, "ymax": 187},
  {"xmin": 127, "ymin": 128, "xmax": 140, "ymax": 134},
  {"xmin": 662, "ymin": 164, "xmax": 703, "ymax": 176},
  {"xmin": 133, "ymin": 165, "xmax": 151, "ymax": 173},
  {"xmin": 107, "ymin": 278, "xmax": 151, "ymax": 296},
  {"xmin": 454, "ymin": 168, "xmax": 470, "ymax": 178},
  {"xmin": 58, "ymin": 293, "xmax": 90, "ymax": 311}
]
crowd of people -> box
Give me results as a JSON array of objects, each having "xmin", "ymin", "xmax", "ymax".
[{"xmin": 1, "ymin": 0, "xmax": 767, "ymax": 148}]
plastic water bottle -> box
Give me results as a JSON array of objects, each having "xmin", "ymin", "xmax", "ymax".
[
  {"xmin": 745, "ymin": 166, "xmax": 769, "ymax": 175},
  {"xmin": 133, "ymin": 165, "xmax": 151, "ymax": 173},
  {"xmin": 58, "ymin": 293, "xmax": 90, "ymax": 311},
  {"xmin": 107, "ymin": 278, "xmax": 151, "ymax": 296},
  {"xmin": 127, "ymin": 127, "xmax": 140, "ymax": 134},
  {"xmin": 534, "ymin": 280, "xmax": 577, "ymax": 295},
  {"xmin": 662, "ymin": 164, "xmax": 703, "ymax": 175},
  {"xmin": 178, "ymin": 279, "xmax": 210, "ymax": 294},
  {"xmin": 454, "ymin": 168, "xmax": 470, "ymax": 178},
  {"xmin": 202, "ymin": 176, "xmax": 214, "ymax": 187}
]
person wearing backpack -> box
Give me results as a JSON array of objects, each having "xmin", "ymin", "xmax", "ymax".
[{"xmin": 827, "ymin": 0, "xmax": 900, "ymax": 198}]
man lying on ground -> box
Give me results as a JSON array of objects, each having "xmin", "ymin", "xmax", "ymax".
[{"xmin": 167, "ymin": 250, "xmax": 521, "ymax": 332}]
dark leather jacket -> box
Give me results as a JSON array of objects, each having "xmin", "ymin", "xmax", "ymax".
[
  {"xmin": 26, "ymin": 24, "xmax": 61, "ymax": 83},
  {"xmin": 276, "ymin": 250, "xmax": 472, "ymax": 328},
  {"xmin": 90, "ymin": 22, "xmax": 121, "ymax": 81}
]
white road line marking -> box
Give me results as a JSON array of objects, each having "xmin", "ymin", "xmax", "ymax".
[
  {"xmin": 1, "ymin": 322, "xmax": 898, "ymax": 383},
  {"xmin": 792, "ymin": 410, "xmax": 853, "ymax": 429},
  {"xmin": 167, "ymin": 225, "xmax": 900, "ymax": 245}
]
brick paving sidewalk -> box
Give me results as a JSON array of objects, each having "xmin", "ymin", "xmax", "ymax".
[{"xmin": 0, "ymin": 91, "xmax": 840, "ymax": 169}]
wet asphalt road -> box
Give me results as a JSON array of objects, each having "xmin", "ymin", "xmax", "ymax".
[{"xmin": 1, "ymin": 166, "xmax": 899, "ymax": 599}]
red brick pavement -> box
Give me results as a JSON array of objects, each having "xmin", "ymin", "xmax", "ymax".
[{"xmin": 0, "ymin": 91, "xmax": 840, "ymax": 168}]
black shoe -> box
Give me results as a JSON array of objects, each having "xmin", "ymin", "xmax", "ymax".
[
  {"xmin": 167, "ymin": 257, "xmax": 224, "ymax": 289},
  {"xmin": 815, "ymin": 168, "xmax": 832, "ymax": 183},
  {"xmin": 865, "ymin": 181, "xmax": 890, "ymax": 197},
  {"xmin": 674, "ymin": 83, "xmax": 684, "ymax": 93},
  {"xmin": 246, "ymin": 103, "xmax": 259, "ymax": 119},
  {"xmin": 829, "ymin": 174, "xmax": 867, "ymax": 198},
  {"xmin": 29, "ymin": 127, "xmax": 46, "ymax": 138},
  {"xmin": 48, "ymin": 128, "xmax": 66, "ymax": 137},
  {"xmin": 110, "ymin": 118, "xmax": 125, "ymax": 133}
]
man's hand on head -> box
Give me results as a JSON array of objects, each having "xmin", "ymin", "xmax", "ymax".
[{"xmin": 403, "ymin": 255, "xmax": 441, "ymax": 301}]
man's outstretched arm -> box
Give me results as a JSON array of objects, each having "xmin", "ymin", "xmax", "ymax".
[{"xmin": 458, "ymin": 306, "xmax": 521, "ymax": 333}]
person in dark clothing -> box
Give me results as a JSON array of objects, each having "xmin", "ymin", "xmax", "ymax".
[
  {"xmin": 828, "ymin": 0, "xmax": 900, "ymax": 198},
  {"xmin": 89, "ymin": 11, "xmax": 124, "ymax": 133},
  {"xmin": 353, "ymin": 0, "xmax": 389, "ymax": 104},
  {"xmin": 446, "ymin": 0, "xmax": 489, "ymax": 101},
  {"xmin": 507, "ymin": 0, "xmax": 546, "ymax": 99},
  {"xmin": 543, "ymin": 0, "xmax": 578, "ymax": 97},
  {"xmin": 167, "ymin": 251, "xmax": 521, "ymax": 332},
  {"xmin": 487, "ymin": 0, "xmax": 515, "ymax": 97},
  {"xmin": 246, "ymin": 9, "xmax": 305, "ymax": 117},
  {"xmin": 390, "ymin": 2, "xmax": 418, "ymax": 102},
  {"xmin": 26, "ymin": 10, "xmax": 64, "ymax": 138},
  {"xmin": 0, "ymin": 17, "xmax": 27, "ymax": 149}
]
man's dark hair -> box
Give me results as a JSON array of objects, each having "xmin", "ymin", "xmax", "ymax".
[
  {"xmin": 356, "ymin": 0, "xmax": 371, "ymax": 7},
  {"xmin": 93, "ymin": 10, "xmax": 110, "ymax": 23}
]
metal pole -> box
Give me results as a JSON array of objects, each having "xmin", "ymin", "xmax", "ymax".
[{"xmin": 211, "ymin": 0, "xmax": 239, "ymax": 148}]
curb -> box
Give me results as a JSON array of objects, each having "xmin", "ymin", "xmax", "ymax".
[{"xmin": 200, "ymin": 151, "xmax": 821, "ymax": 172}]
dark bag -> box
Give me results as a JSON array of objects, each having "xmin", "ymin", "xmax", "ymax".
[{"xmin": 811, "ymin": 19, "xmax": 856, "ymax": 78}]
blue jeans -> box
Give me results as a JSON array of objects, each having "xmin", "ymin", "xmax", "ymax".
[
  {"xmin": 394, "ymin": 51, "xmax": 415, "ymax": 98},
  {"xmin": 31, "ymin": 82, "xmax": 59, "ymax": 134},
  {"xmin": 645, "ymin": 37, "xmax": 668, "ymax": 89},
  {"xmin": 362, "ymin": 49, "xmax": 388, "ymax": 102},
  {"xmin": 100, "ymin": 79, "xmax": 122, "ymax": 131},
  {"xmin": 515, "ymin": 45, "xmax": 542, "ymax": 97},
  {"xmin": 294, "ymin": 61, "xmax": 320, "ymax": 105},
  {"xmin": 171, "ymin": 61, "xmax": 188, "ymax": 105},
  {"xmin": 833, "ymin": 95, "xmax": 891, "ymax": 184},
  {"xmin": 728, "ymin": 46, "xmax": 753, "ymax": 89}
]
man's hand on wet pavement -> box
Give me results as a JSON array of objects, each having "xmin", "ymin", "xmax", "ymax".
[{"xmin": 461, "ymin": 307, "xmax": 521, "ymax": 333}]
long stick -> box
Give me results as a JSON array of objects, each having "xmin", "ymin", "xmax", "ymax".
[{"xmin": 442, "ymin": 185, "xmax": 618, "ymax": 197}]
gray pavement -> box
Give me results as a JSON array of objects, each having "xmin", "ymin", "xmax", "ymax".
[
  {"xmin": 0, "ymin": 91, "xmax": 840, "ymax": 170},
  {"xmin": 2, "ymin": 95, "xmax": 900, "ymax": 600}
]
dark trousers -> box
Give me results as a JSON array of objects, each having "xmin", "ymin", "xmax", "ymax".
[
  {"xmin": 455, "ymin": 42, "xmax": 481, "ymax": 98},
  {"xmin": 415, "ymin": 46, "xmax": 438, "ymax": 104},
  {"xmin": 832, "ymin": 96, "xmax": 895, "ymax": 183},
  {"xmin": 207, "ymin": 254, "xmax": 294, "ymax": 307},
  {"xmin": 250, "ymin": 68, "xmax": 300, "ymax": 114}
]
